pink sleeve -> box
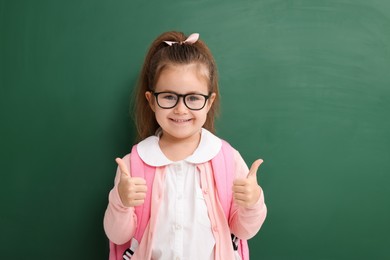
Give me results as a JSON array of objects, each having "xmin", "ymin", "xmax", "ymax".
[
  {"xmin": 103, "ymin": 153, "xmax": 137, "ymax": 245},
  {"xmin": 228, "ymin": 150, "xmax": 267, "ymax": 240}
]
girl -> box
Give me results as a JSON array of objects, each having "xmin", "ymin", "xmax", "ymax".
[{"xmin": 104, "ymin": 31, "xmax": 267, "ymax": 260}]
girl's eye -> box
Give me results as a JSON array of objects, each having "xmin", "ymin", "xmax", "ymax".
[
  {"xmin": 162, "ymin": 94, "xmax": 177, "ymax": 101},
  {"xmin": 187, "ymin": 95, "xmax": 201, "ymax": 102}
]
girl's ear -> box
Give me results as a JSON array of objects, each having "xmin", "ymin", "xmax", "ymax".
[
  {"xmin": 145, "ymin": 91, "xmax": 156, "ymax": 112},
  {"xmin": 206, "ymin": 92, "xmax": 216, "ymax": 112}
]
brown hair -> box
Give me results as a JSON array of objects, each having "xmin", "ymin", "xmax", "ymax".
[{"xmin": 133, "ymin": 31, "xmax": 220, "ymax": 141}]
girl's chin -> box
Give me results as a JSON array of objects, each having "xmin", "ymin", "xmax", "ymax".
[{"xmin": 161, "ymin": 129, "xmax": 202, "ymax": 142}]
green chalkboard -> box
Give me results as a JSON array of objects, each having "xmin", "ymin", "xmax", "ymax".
[{"xmin": 1, "ymin": 0, "xmax": 390, "ymax": 259}]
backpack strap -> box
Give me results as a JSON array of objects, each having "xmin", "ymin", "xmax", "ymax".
[
  {"xmin": 130, "ymin": 145, "xmax": 156, "ymax": 243},
  {"xmin": 211, "ymin": 139, "xmax": 250, "ymax": 260},
  {"xmin": 109, "ymin": 145, "xmax": 155, "ymax": 260},
  {"xmin": 211, "ymin": 139, "xmax": 234, "ymax": 218}
]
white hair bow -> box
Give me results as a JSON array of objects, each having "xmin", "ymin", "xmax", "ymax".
[{"xmin": 164, "ymin": 33, "xmax": 199, "ymax": 46}]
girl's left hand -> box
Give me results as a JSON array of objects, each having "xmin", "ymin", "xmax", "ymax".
[{"xmin": 232, "ymin": 159, "xmax": 263, "ymax": 208}]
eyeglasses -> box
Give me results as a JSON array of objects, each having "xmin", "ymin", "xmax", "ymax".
[{"xmin": 152, "ymin": 91, "xmax": 211, "ymax": 110}]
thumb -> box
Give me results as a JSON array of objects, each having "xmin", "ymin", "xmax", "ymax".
[
  {"xmin": 115, "ymin": 157, "xmax": 130, "ymax": 178},
  {"xmin": 247, "ymin": 159, "xmax": 263, "ymax": 179}
]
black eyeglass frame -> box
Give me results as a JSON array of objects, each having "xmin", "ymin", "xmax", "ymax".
[{"xmin": 152, "ymin": 91, "xmax": 211, "ymax": 111}]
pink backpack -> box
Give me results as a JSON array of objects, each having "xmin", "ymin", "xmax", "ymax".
[{"xmin": 109, "ymin": 140, "xmax": 249, "ymax": 259}]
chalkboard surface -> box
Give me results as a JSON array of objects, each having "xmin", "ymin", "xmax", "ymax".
[{"xmin": 1, "ymin": 0, "xmax": 390, "ymax": 259}]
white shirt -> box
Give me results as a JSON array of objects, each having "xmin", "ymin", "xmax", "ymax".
[{"xmin": 137, "ymin": 128, "xmax": 222, "ymax": 260}]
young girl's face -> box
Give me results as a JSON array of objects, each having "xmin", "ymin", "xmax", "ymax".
[{"xmin": 145, "ymin": 63, "xmax": 216, "ymax": 143}]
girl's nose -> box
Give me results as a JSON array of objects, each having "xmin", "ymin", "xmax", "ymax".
[{"xmin": 173, "ymin": 97, "xmax": 188, "ymax": 114}]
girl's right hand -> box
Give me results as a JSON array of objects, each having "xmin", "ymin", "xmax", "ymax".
[{"xmin": 116, "ymin": 158, "xmax": 147, "ymax": 207}]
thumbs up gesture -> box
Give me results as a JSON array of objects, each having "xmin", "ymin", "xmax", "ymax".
[
  {"xmin": 116, "ymin": 158, "xmax": 147, "ymax": 207},
  {"xmin": 233, "ymin": 159, "xmax": 263, "ymax": 208}
]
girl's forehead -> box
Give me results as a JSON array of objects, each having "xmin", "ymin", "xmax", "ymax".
[
  {"xmin": 163, "ymin": 63, "xmax": 208, "ymax": 75},
  {"xmin": 155, "ymin": 63, "xmax": 210, "ymax": 93}
]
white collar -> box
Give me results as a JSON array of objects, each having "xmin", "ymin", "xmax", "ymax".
[{"xmin": 136, "ymin": 128, "xmax": 222, "ymax": 167}]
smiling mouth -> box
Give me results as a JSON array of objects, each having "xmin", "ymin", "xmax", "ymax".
[{"xmin": 171, "ymin": 118, "xmax": 192, "ymax": 123}]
